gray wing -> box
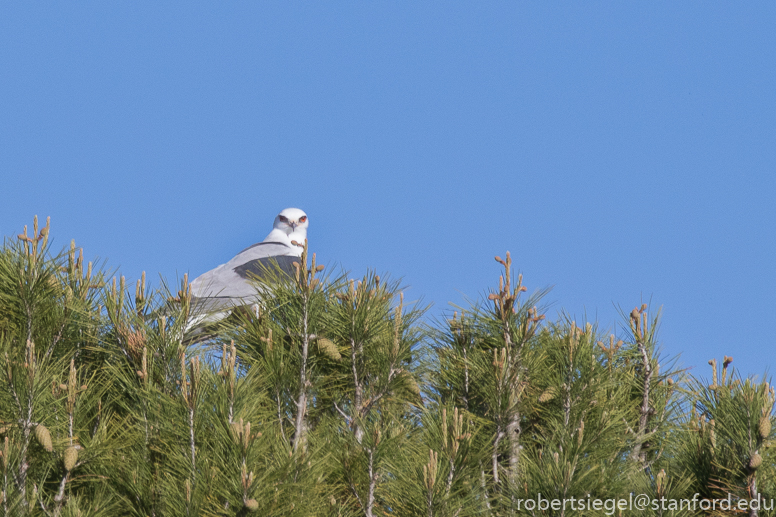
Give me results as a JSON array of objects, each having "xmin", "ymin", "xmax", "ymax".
[
  {"xmin": 190, "ymin": 240, "xmax": 298, "ymax": 311},
  {"xmin": 233, "ymin": 255, "xmax": 298, "ymax": 280}
]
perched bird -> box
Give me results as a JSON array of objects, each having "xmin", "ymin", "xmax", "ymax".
[{"xmin": 186, "ymin": 207, "xmax": 309, "ymax": 330}]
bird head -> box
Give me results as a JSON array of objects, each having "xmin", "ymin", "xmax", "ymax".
[{"xmin": 273, "ymin": 208, "xmax": 309, "ymax": 238}]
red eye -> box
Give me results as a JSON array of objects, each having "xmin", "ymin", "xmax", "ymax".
[{"xmin": 299, "ymin": 216, "xmax": 307, "ymax": 223}]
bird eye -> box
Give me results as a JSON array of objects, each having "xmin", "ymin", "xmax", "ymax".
[
  {"xmin": 278, "ymin": 215, "xmax": 288, "ymax": 223},
  {"xmin": 299, "ymin": 216, "xmax": 307, "ymax": 223}
]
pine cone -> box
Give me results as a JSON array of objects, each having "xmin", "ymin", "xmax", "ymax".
[
  {"xmin": 749, "ymin": 453, "xmax": 762, "ymax": 470},
  {"xmin": 34, "ymin": 425, "xmax": 53, "ymax": 452},
  {"xmin": 404, "ymin": 374, "xmax": 421, "ymax": 398},
  {"xmin": 244, "ymin": 499, "xmax": 259, "ymax": 511},
  {"xmin": 316, "ymin": 338, "xmax": 341, "ymax": 361},
  {"xmin": 538, "ymin": 387, "xmax": 557, "ymax": 403},
  {"xmin": 64, "ymin": 446, "xmax": 78, "ymax": 471},
  {"xmin": 759, "ymin": 416, "xmax": 772, "ymax": 440}
]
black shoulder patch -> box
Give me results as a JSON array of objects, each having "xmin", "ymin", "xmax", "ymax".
[{"xmin": 233, "ymin": 255, "xmax": 298, "ymax": 280}]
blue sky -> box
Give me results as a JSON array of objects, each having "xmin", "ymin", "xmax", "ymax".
[{"xmin": 1, "ymin": 3, "xmax": 774, "ymax": 379}]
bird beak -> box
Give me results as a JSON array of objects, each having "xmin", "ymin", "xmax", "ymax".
[{"xmin": 290, "ymin": 221, "xmax": 298, "ymax": 231}]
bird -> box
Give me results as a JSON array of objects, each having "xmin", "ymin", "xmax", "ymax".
[{"xmin": 185, "ymin": 207, "xmax": 309, "ymax": 331}]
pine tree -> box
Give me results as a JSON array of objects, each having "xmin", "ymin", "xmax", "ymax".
[
  {"xmin": 0, "ymin": 217, "xmax": 120, "ymax": 516},
  {"xmin": 678, "ymin": 358, "xmax": 776, "ymax": 516},
  {"xmin": 1, "ymin": 218, "xmax": 774, "ymax": 516},
  {"xmin": 324, "ymin": 273, "xmax": 424, "ymax": 516},
  {"xmin": 430, "ymin": 252, "xmax": 548, "ymax": 513}
]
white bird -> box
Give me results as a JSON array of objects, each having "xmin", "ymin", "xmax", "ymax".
[{"xmin": 186, "ymin": 207, "xmax": 309, "ymax": 329}]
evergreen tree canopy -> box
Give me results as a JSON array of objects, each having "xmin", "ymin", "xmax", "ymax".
[{"xmin": 0, "ymin": 217, "xmax": 772, "ymax": 516}]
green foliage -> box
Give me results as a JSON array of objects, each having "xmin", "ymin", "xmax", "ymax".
[{"xmin": 0, "ymin": 217, "xmax": 773, "ymax": 516}]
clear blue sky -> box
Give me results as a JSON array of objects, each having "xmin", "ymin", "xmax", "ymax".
[{"xmin": 1, "ymin": 3, "xmax": 774, "ymax": 379}]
